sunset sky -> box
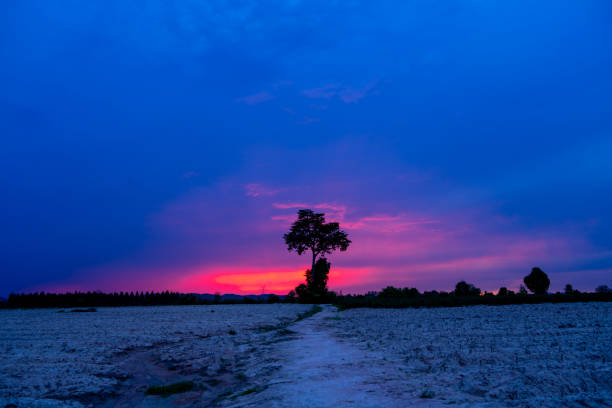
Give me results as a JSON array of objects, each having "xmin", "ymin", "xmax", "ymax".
[{"xmin": 1, "ymin": 1, "xmax": 611, "ymax": 296}]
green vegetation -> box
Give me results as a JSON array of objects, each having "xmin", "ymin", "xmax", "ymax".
[
  {"xmin": 145, "ymin": 381, "xmax": 194, "ymax": 397},
  {"xmin": 296, "ymin": 305, "xmax": 323, "ymax": 321},
  {"xmin": 239, "ymin": 388, "xmax": 258, "ymax": 396},
  {"xmin": 420, "ymin": 390, "xmax": 435, "ymax": 399}
]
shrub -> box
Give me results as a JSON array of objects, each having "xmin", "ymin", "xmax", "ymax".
[
  {"xmin": 497, "ymin": 287, "xmax": 508, "ymax": 296},
  {"xmin": 145, "ymin": 381, "xmax": 194, "ymax": 397},
  {"xmin": 420, "ymin": 390, "xmax": 435, "ymax": 399},
  {"xmin": 596, "ymin": 285, "xmax": 610, "ymax": 293}
]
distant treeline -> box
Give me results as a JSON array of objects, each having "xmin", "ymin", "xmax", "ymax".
[
  {"xmin": 3, "ymin": 291, "xmax": 288, "ymax": 309},
  {"xmin": 334, "ymin": 287, "xmax": 612, "ymax": 310},
  {"xmin": 333, "ymin": 272, "xmax": 612, "ymax": 309},
  {"xmin": 3, "ymin": 283, "xmax": 611, "ymax": 310}
]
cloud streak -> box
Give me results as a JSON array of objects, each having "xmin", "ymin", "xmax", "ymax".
[{"xmin": 302, "ymin": 81, "xmax": 378, "ymax": 104}]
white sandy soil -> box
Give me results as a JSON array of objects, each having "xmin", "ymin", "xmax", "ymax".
[{"xmin": 1, "ymin": 302, "xmax": 610, "ymax": 407}]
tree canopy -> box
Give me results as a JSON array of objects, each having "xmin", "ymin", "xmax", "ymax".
[
  {"xmin": 284, "ymin": 209, "xmax": 351, "ymax": 259},
  {"xmin": 524, "ymin": 267, "xmax": 550, "ymax": 295},
  {"xmin": 284, "ymin": 209, "xmax": 351, "ymax": 300}
]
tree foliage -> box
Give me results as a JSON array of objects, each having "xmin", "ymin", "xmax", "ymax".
[
  {"xmin": 284, "ymin": 209, "xmax": 350, "ymax": 299},
  {"xmin": 524, "ymin": 267, "xmax": 550, "ymax": 295},
  {"xmin": 284, "ymin": 209, "xmax": 350, "ymax": 263},
  {"xmin": 306, "ymin": 257, "xmax": 331, "ymax": 296}
]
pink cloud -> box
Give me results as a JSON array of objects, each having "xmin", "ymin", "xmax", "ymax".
[
  {"xmin": 236, "ymin": 91, "xmax": 273, "ymax": 105},
  {"xmin": 302, "ymin": 81, "xmax": 378, "ymax": 104},
  {"xmin": 181, "ymin": 170, "xmax": 199, "ymax": 179},
  {"xmin": 273, "ymin": 202, "xmax": 347, "ymax": 222},
  {"xmin": 298, "ymin": 116, "xmax": 320, "ymax": 125},
  {"xmin": 45, "ymin": 174, "xmax": 607, "ymax": 295},
  {"xmin": 338, "ymin": 81, "xmax": 378, "ymax": 103},
  {"xmin": 245, "ymin": 183, "xmax": 283, "ymax": 197},
  {"xmin": 302, "ymin": 84, "xmax": 341, "ymax": 99}
]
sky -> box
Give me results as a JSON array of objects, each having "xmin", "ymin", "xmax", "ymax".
[{"xmin": 1, "ymin": 0, "xmax": 611, "ymax": 296}]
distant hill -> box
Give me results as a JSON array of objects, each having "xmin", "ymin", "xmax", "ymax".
[{"xmin": 191, "ymin": 293, "xmax": 285, "ymax": 301}]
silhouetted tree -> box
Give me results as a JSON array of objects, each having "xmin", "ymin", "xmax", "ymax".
[
  {"xmin": 306, "ymin": 257, "xmax": 331, "ymax": 297},
  {"xmin": 564, "ymin": 284, "xmax": 574, "ymax": 295},
  {"xmin": 267, "ymin": 294, "xmax": 280, "ymax": 303},
  {"xmin": 380, "ymin": 286, "xmax": 403, "ymax": 298},
  {"xmin": 454, "ymin": 281, "xmax": 481, "ymax": 297},
  {"xmin": 518, "ymin": 285, "xmax": 528, "ymax": 296},
  {"xmin": 286, "ymin": 290, "xmax": 297, "ymax": 303},
  {"xmin": 284, "ymin": 209, "xmax": 350, "ymax": 290},
  {"xmin": 402, "ymin": 287, "xmax": 420, "ymax": 298},
  {"xmin": 524, "ymin": 267, "xmax": 550, "ymax": 295},
  {"xmin": 295, "ymin": 283, "xmax": 310, "ymax": 303},
  {"xmin": 596, "ymin": 285, "xmax": 610, "ymax": 293},
  {"xmin": 498, "ymin": 287, "xmax": 508, "ymax": 296}
]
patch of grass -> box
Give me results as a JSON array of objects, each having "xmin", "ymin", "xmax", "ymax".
[
  {"xmin": 420, "ymin": 390, "xmax": 435, "ymax": 399},
  {"xmin": 70, "ymin": 307, "xmax": 97, "ymax": 313},
  {"xmin": 232, "ymin": 387, "xmax": 260, "ymax": 399},
  {"xmin": 257, "ymin": 325, "xmax": 277, "ymax": 332},
  {"xmin": 296, "ymin": 305, "xmax": 322, "ymax": 321},
  {"xmin": 145, "ymin": 381, "xmax": 194, "ymax": 397},
  {"xmin": 239, "ymin": 387, "xmax": 258, "ymax": 396}
]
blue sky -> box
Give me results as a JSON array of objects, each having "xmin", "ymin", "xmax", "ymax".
[{"xmin": 1, "ymin": 0, "xmax": 611, "ymax": 295}]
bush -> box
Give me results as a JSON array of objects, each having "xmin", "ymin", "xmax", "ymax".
[
  {"xmin": 420, "ymin": 390, "xmax": 435, "ymax": 399},
  {"xmin": 145, "ymin": 381, "xmax": 194, "ymax": 397},
  {"xmin": 497, "ymin": 287, "xmax": 508, "ymax": 296}
]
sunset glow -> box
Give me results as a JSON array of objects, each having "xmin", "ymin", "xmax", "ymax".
[{"xmin": 2, "ymin": 0, "xmax": 611, "ymax": 296}]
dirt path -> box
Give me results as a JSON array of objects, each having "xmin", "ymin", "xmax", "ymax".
[{"xmin": 222, "ymin": 305, "xmax": 412, "ymax": 408}]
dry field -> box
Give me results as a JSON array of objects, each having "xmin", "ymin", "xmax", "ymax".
[
  {"xmin": 0, "ymin": 302, "xmax": 610, "ymax": 407},
  {"xmin": 327, "ymin": 302, "xmax": 612, "ymax": 407},
  {"xmin": 0, "ymin": 304, "xmax": 311, "ymax": 407}
]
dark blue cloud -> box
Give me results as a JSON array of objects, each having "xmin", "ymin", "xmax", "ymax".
[{"xmin": 1, "ymin": 0, "xmax": 611, "ymax": 294}]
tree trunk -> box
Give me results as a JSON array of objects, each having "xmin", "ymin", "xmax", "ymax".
[{"xmin": 311, "ymin": 252, "xmax": 317, "ymax": 289}]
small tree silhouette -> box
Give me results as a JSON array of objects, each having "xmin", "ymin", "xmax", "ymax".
[
  {"xmin": 295, "ymin": 283, "xmax": 310, "ymax": 302},
  {"xmin": 564, "ymin": 284, "xmax": 573, "ymax": 295},
  {"xmin": 284, "ymin": 209, "xmax": 351, "ymax": 290},
  {"xmin": 380, "ymin": 286, "xmax": 403, "ymax": 298},
  {"xmin": 523, "ymin": 267, "xmax": 550, "ymax": 295},
  {"xmin": 454, "ymin": 281, "xmax": 481, "ymax": 297}
]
